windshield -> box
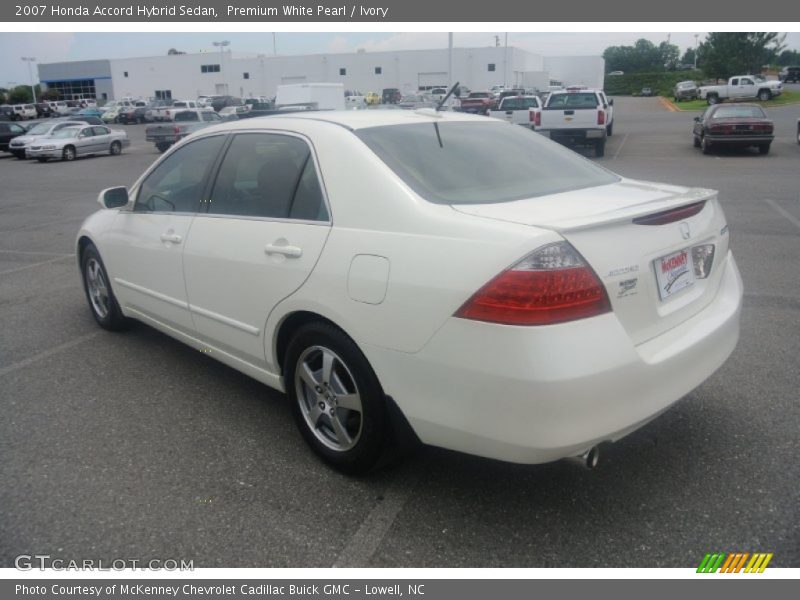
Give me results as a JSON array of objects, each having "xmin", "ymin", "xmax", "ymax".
[
  {"xmin": 28, "ymin": 123, "xmax": 52, "ymax": 135},
  {"xmin": 356, "ymin": 121, "xmax": 619, "ymax": 205},
  {"xmin": 713, "ymin": 106, "xmax": 767, "ymax": 119},
  {"xmin": 53, "ymin": 128, "xmax": 81, "ymax": 139}
]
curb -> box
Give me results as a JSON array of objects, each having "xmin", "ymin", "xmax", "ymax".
[{"xmin": 658, "ymin": 96, "xmax": 679, "ymax": 112}]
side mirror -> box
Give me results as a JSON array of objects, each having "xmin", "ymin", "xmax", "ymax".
[
  {"xmin": 693, "ymin": 116, "xmax": 701, "ymax": 122},
  {"xmin": 609, "ymin": 98, "xmax": 614, "ymax": 106},
  {"xmin": 98, "ymin": 186, "xmax": 129, "ymax": 209}
]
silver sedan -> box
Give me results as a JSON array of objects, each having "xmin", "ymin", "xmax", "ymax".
[{"xmin": 27, "ymin": 125, "xmax": 130, "ymax": 162}]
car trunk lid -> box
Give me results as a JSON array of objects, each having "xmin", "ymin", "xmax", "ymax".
[{"xmin": 451, "ymin": 180, "xmax": 730, "ymax": 344}]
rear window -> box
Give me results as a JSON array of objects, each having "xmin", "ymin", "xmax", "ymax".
[
  {"xmin": 175, "ymin": 111, "xmax": 199, "ymax": 122},
  {"xmin": 545, "ymin": 93, "xmax": 600, "ymax": 109},
  {"xmin": 500, "ymin": 97, "xmax": 539, "ymax": 110},
  {"xmin": 713, "ymin": 106, "xmax": 766, "ymax": 119},
  {"xmin": 355, "ymin": 121, "xmax": 618, "ymax": 205}
]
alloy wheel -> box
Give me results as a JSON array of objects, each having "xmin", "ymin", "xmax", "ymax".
[
  {"xmin": 84, "ymin": 258, "xmax": 110, "ymax": 319},
  {"xmin": 294, "ymin": 345, "xmax": 363, "ymax": 452}
]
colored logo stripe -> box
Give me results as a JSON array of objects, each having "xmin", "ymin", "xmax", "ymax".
[{"xmin": 697, "ymin": 553, "xmax": 773, "ymax": 573}]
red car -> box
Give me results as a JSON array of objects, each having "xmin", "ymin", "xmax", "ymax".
[
  {"xmin": 458, "ymin": 91, "xmax": 495, "ymax": 114},
  {"xmin": 693, "ymin": 104, "xmax": 774, "ymax": 155}
]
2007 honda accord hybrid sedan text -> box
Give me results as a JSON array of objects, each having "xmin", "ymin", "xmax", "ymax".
[{"xmin": 76, "ymin": 110, "xmax": 743, "ymax": 473}]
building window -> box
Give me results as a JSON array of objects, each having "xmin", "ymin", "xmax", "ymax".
[
  {"xmin": 488, "ymin": 63, "xmax": 496, "ymax": 72},
  {"xmin": 154, "ymin": 90, "xmax": 172, "ymax": 100},
  {"xmin": 339, "ymin": 68, "xmax": 346, "ymax": 76},
  {"xmin": 374, "ymin": 67, "xmax": 382, "ymax": 75},
  {"xmin": 201, "ymin": 64, "xmax": 221, "ymax": 74},
  {"xmin": 243, "ymin": 72, "xmax": 250, "ymax": 79},
  {"xmin": 123, "ymin": 71, "xmax": 128, "ymax": 78}
]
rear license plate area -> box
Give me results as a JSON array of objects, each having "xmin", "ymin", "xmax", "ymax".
[{"xmin": 655, "ymin": 248, "xmax": 695, "ymax": 300}]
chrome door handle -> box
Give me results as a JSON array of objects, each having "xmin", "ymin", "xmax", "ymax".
[
  {"xmin": 160, "ymin": 232, "xmax": 182, "ymax": 244},
  {"xmin": 265, "ymin": 244, "xmax": 303, "ymax": 258}
]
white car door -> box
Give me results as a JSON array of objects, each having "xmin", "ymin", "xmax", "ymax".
[
  {"xmin": 737, "ymin": 77, "xmax": 755, "ymax": 98},
  {"xmin": 102, "ymin": 135, "xmax": 227, "ymax": 332},
  {"xmin": 182, "ymin": 131, "xmax": 331, "ymax": 368}
]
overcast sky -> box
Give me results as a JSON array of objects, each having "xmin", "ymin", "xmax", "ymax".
[{"xmin": 2, "ymin": 31, "xmax": 799, "ymax": 87}]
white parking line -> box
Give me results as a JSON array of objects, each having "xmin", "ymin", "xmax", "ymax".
[
  {"xmin": 612, "ymin": 133, "xmax": 629, "ymax": 160},
  {"xmin": 332, "ymin": 468, "xmax": 419, "ymax": 567},
  {"xmin": 764, "ymin": 198, "xmax": 800, "ymax": 231},
  {"xmin": 0, "ymin": 331, "xmax": 102, "ymax": 378},
  {"xmin": 0, "ymin": 249, "xmax": 74, "ymax": 257},
  {"xmin": 0, "ymin": 255, "xmax": 73, "ymax": 276}
]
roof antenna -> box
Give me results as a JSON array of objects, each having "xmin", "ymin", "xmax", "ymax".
[{"xmin": 437, "ymin": 81, "xmax": 460, "ymax": 112}]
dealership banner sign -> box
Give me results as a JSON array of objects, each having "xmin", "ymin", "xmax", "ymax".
[
  {"xmin": 4, "ymin": 0, "xmax": 800, "ymax": 21},
  {"xmin": 3, "ymin": 579, "xmax": 798, "ymax": 599}
]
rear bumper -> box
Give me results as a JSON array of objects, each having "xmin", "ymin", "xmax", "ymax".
[
  {"xmin": 705, "ymin": 134, "xmax": 774, "ymax": 144},
  {"xmin": 364, "ymin": 252, "xmax": 742, "ymax": 464},
  {"xmin": 540, "ymin": 128, "xmax": 606, "ymax": 143}
]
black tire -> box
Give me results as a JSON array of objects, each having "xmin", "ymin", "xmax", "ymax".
[
  {"xmin": 62, "ymin": 145, "xmax": 76, "ymax": 161},
  {"xmin": 707, "ymin": 94, "xmax": 719, "ymax": 105},
  {"xmin": 701, "ymin": 135, "xmax": 712, "ymax": 155},
  {"xmin": 80, "ymin": 243, "xmax": 128, "ymax": 331},
  {"xmin": 758, "ymin": 143, "xmax": 771, "ymax": 155},
  {"xmin": 594, "ymin": 139, "xmax": 606, "ymax": 157},
  {"xmin": 285, "ymin": 321, "xmax": 392, "ymax": 474},
  {"xmin": 109, "ymin": 141, "xmax": 122, "ymax": 156},
  {"xmin": 606, "ymin": 121, "xmax": 613, "ymax": 137},
  {"xmin": 155, "ymin": 142, "xmax": 171, "ymax": 153},
  {"xmin": 693, "ymin": 134, "xmax": 701, "ymax": 148},
  {"xmin": 758, "ymin": 89, "xmax": 771, "ymax": 102}
]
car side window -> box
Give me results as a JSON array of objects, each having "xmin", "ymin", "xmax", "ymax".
[
  {"xmin": 135, "ymin": 135, "xmax": 225, "ymax": 213},
  {"xmin": 9, "ymin": 124, "xmax": 24, "ymax": 134},
  {"xmin": 80, "ymin": 128, "xmax": 94, "ymax": 137},
  {"xmin": 207, "ymin": 133, "xmax": 328, "ymax": 221},
  {"xmin": 92, "ymin": 126, "xmax": 109, "ymax": 136},
  {"xmin": 741, "ymin": 78, "xmax": 753, "ymax": 85},
  {"xmin": 202, "ymin": 112, "xmax": 221, "ymax": 122}
]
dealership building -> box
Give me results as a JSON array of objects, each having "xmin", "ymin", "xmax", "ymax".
[{"xmin": 37, "ymin": 46, "xmax": 604, "ymax": 102}]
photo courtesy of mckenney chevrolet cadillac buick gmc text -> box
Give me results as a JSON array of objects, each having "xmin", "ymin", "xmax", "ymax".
[{"xmin": 76, "ymin": 109, "xmax": 742, "ymax": 473}]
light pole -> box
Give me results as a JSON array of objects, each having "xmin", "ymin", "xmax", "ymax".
[
  {"xmin": 212, "ymin": 40, "xmax": 230, "ymax": 95},
  {"xmin": 694, "ymin": 34, "xmax": 699, "ymax": 69},
  {"xmin": 21, "ymin": 57, "xmax": 36, "ymax": 103}
]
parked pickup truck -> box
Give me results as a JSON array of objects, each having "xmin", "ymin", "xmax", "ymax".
[
  {"xmin": 698, "ymin": 75, "xmax": 782, "ymax": 105},
  {"xmin": 145, "ymin": 109, "xmax": 223, "ymax": 152},
  {"xmin": 488, "ymin": 95, "xmax": 543, "ymax": 130},
  {"xmin": 458, "ymin": 91, "xmax": 495, "ymax": 114},
  {"xmin": 148, "ymin": 100, "xmax": 201, "ymax": 122},
  {"xmin": 539, "ymin": 88, "xmax": 614, "ymax": 157}
]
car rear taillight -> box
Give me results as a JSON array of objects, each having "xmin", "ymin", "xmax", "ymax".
[
  {"xmin": 455, "ymin": 242, "xmax": 611, "ymax": 326},
  {"xmin": 597, "ymin": 110, "xmax": 605, "ymax": 126},
  {"xmin": 173, "ymin": 125, "xmax": 180, "ymax": 134},
  {"xmin": 531, "ymin": 110, "xmax": 541, "ymax": 127}
]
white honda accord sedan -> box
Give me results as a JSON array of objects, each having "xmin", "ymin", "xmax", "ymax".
[{"xmin": 76, "ymin": 110, "xmax": 743, "ymax": 473}]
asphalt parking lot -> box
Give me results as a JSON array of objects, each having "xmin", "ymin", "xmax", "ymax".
[{"xmin": 1, "ymin": 95, "xmax": 799, "ymax": 568}]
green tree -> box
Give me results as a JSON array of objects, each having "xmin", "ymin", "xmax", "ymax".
[
  {"xmin": 777, "ymin": 49, "xmax": 800, "ymax": 65},
  {"xmin": 681, "ymin": 48, "xmax": 697, "ymax": 67},
  {"xmin": 659, "ymin": 41, "xmax": 681, "ymax": 70},
  {"xmin": 603, "ymin": 38, "xmax": 679, "ymax": 73},
  {"xmin": 699, "ymin": 33, "xmax": 786, "ymax": 79}
]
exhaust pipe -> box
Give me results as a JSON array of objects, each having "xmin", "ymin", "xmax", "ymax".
[{"xmin": 566, "ymin": 445, "xmax": 600, "ymax": 470}]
